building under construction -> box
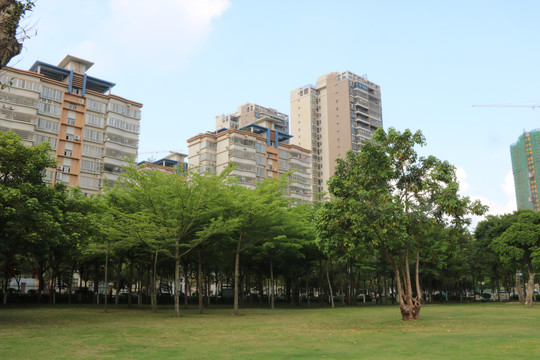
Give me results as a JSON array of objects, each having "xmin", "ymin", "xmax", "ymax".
[{"xmin": 510, "ymin": 129, "xmax": 540, "ymax": 211}]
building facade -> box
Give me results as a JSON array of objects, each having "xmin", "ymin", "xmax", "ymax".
[
  {"xmin": 290, "ymin": 71, "xmax": 382, "ymax": 198},
  {"xmin": 137, "ymin": 152, "xmax": 188, "ymax": 174},
  {"xmin": 0, "ymin": 55, "xmax": 142, "ymax": 194},
  {"xmin": 510, "ymin": 129, "xmax": 540, "ymax": 211},
  {"xmin": 216, "ymin": 103, "xmax": 289, "ymax": 135},
  {"xmin": 188, "ymin": 122, "xmax": 311, "ymax": 204}
]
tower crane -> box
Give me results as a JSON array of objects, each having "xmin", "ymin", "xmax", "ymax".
[{"xmin": 472, "ymin": 104, "xmax": 540, "ymax": 109}]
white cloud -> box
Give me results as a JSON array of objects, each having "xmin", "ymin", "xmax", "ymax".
[
  {"xmin": 455, "ymin": 166, "xmax": 470, "ymax": 193},
  {"xmin": 70, "ymin": 0, "xmax": 231, "ymax": 73},
  {"xmin": 455, "ymin": 168, "xmax": 517, "ymax": 229}
]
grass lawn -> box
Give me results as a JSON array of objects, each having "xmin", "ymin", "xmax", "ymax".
[{"xmin": 0, "ymin": 302, "xmax": 538, "ymax": 359}]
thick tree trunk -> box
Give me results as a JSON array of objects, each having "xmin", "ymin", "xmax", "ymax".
[
  {"xmin": 0, "ymin": 0, "xmax": 25, "ymax": 69},
  {"xmin": 384, "ymin": 247, "xmax": 420, "ymax": 321}
]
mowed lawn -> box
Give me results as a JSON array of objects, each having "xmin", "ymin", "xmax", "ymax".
[{"xmin": 0, "ymin": 303, "xmax": 538, "ymax": 359}]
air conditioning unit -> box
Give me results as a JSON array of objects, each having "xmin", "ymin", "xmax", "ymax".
[
  {"xmin": 74, "ymin": 135, "xmax": 81, "ymax": 141},
  {"xmin": 57, "ymin": 166, "xmax": 63, "ymax": 171},
  {"xmin": 78, "ymin": 99, "xmax": 85, "ymax": 104},
  {"xmin": 9, "ymin": 106, "xmax": 14, "ymax": 110}
]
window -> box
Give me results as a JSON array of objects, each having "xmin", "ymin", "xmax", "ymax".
[
  {"xmin": 87, "ymin": 99, "xmax": 106, "ymax": 113},
  {"xmin": 34, "ymin": 134, "xmax": 57, "ymax": 150},
  {"xmin": 67, "ymin": 117, "xmax": 75, "ymax": 125},
  {"xmin": 69, "ymin": 103, "xmax": 77, "ymax": 110},
  {"xmin": 82, "ymin": 144, "xmax": 102, "ymax": 158},
  {"xmin": 85, "ymin": 114, "xmax": 105, "ymax": 128},
  {"xmin": 38, "ymin": 102, "xmax": 61, "ymax": 117},
  {"xmin": 66, "ymin": 134, "xmax": 74, "ymax": 141},
  {"xmin": 107, "ymin": 117, "xmax": 140, "ymax": 133},
  {"xmin": 40, "ymin": 86, "xmax": 62, "ymax": 102},
  {"xmin": 256, "ymin": 143, "xmax": 265, "ymax": 153},
  {"xmin": 84, "ymin": 128, "xmax": 104, "ymax": 143},
  {"xmin": 36, "ymin": 118, "xmax": 59, "ymax": 133},
  {"xmin": 79, "ymin": 176, "xmax": 100, "ymax": 189},
  {"xmin": 81, "ymin": 160, "xmax": 101, "ymax": 174},
  {"xmin": 64, "ymin": 149, "xmax": 72, "ymax": 157}
]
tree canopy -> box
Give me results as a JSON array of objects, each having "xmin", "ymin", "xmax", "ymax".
[{"xmin": 316, "ymin": 127, "xmax": 486, "ymax": 320}]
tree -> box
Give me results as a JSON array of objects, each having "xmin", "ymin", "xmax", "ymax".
[
  {"xmin": 105, "ymin": 164, "xmax": 232, "ymax": 317},
  {"xmin": 224, "ymin": 176, "xmax": 289, "ymax": 315},
  {"xmin": 0, "ymin": 0, "xmax": 34, "ymax": 69},
  {"xmin": 491, "ymin": 210, "xmax": 540, "ymax": 307},
  {"xmin": 316, "ymin": 128, "xmax": 485, "ymax": 320},
  {"xmin": 474, "ymin": 213, "xmax": 515, "ymax": 301},
  {"xmin": 0, "ymin": 131, "xmax": 55, "ymax": 304}
]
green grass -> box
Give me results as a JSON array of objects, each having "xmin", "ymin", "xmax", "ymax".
[{"xmin": 0, "ymin": 303, "xmax": 538, "ymax": 359}]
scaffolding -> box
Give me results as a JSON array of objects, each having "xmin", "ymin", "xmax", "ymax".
[{"xmin": 511, "ymin": 129, "xmax": 540, "ymax": 211}]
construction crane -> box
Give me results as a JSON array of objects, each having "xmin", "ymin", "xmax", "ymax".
[{"xmin": 472, "ymin": 104, "xmax": 540, "ymax": 109}]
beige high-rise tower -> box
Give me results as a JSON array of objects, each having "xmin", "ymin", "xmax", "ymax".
[{"xmin": 290, "ymin": 71, "xmax": 382, "ymax": 199}]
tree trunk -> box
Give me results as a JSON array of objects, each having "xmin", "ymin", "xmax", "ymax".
[
  {"xmin": 233, "ymin": 234, "xmax": 242, "ymax": 315},
  {"xmin": 384, "ymin": 247, "xmax": 420, "ymax": 321},
  {"xmin": 305, "ymin": 266, "xmax": 311, "ymax": 308},
  {"xmin": 270, "ymin": 260, "xmax": 275, "ymax": 309},
  {"xmin": 197, "ymin": 251, "xmax": 203, "ymax": 314},
  {"xmin": 339, "ymin": 271, "xmax": 345, "ymax": 306},
  {"xmin": 183, "ymin": 262, "xmax": 189, "ymax": 308},
  {"xmin": 525, "ymin": 265, "xmax": 535, "ymax": 307},
  {"xmin": 174, "ymin": 247, "xmax": 181, "ymax": 317},
  {"xmin": 115, "ymin": 258, "xmax": 122, "ymax": 308},
  {"xmin": 516, "ymin": 270, "xmax": 524, "ymax": 303},
  {"xmin": 0, "ymin": 0, "xmax": 27, "ymax": 69},
  {"xmin": 128, "ymin": 259, "xmax": 133, "ymax": 307},
  {"xmin": 151, "ymin": 252, "xmax": 158, "ymax": 313},
  {"xmin": 104, "ymin": 250, "xmax": 109, "ymax": 313},
  {"xmin": 326, "ymin": 260, "xmax": 334, "ymax": 308}
]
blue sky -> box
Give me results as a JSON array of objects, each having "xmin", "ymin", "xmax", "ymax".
[{"xmin": 10, "ymin": 0, "xmax": 540, "ymax": 219}]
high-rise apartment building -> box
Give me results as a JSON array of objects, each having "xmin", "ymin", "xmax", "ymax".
[
  {"xmin": 0, "ymin": 55, "xmax": 142, "ymax": 194},
  {"xmin": 290, "ymin": 71, "xmax": 382, "ymax": 198},
  {"xmin": 510, "ymin": 129, "xmax": 540, "ymax": 211},
  {"xmin": 216, "ymin": 103, "xmax": 289, "ymax": 135},
  {"xmin": 189, "ymin": 104, "xmax": 311, "ymax": 203}
]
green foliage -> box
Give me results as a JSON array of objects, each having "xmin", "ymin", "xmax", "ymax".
[
  {"xmin": 491, "ymin": 210, "xmax": 540, "ymax": 270},
  {"xmin": 316, "ymin": 127, "xmax": 486, "ymax": 319}
]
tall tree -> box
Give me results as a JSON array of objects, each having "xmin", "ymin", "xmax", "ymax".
[
  {"xmin": 491, "ymin": 210, "xmax": 540, "ymax": 307},
  {"xmin": 0, "ymin": 131, "xmax": 55, "ymax": 304},
  {"xmin": 224, "ymin": 176, "xmax": 289, "ymax": 315},
  {"xmin": 105, "ymin": 164, "xmax": 232, "ymax": 317},
  {"xmin": 316, "ymin": 128, "xmax": 485, "ymax": 320}
]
